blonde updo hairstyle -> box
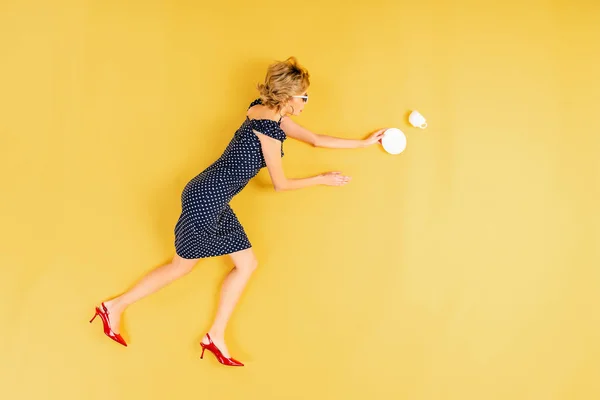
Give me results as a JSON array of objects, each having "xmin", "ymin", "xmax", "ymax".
[{"xmin": 256, "ymin": 57, "xmax": 310, "ymax": 112}]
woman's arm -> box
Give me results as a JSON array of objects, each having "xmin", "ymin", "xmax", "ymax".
[
  {"xmin": 254, "ymin": 130, "xmax": 351, "ymax": 192},
  {"xmin": 280, "ymin": 117, "xmax": 386, "ymax": 149}
]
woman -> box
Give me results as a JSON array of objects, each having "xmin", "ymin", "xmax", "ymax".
[{"xmin": 90, "ymin": 56, "xmax": 386, "ymax": 367}]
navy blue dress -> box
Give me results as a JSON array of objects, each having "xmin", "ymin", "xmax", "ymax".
[{"xmin": 174, "ymin": 98, "xmax": 287, "ymax": 259}]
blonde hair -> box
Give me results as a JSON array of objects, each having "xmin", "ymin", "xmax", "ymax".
[{"xmin": 256, "ymin": 57, "xmax": 310, "ymax": 111}]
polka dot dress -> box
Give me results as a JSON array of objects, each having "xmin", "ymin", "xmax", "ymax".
[{"xmin": 174, "ymin": 98, "xmax": 287, "ymax": 259}]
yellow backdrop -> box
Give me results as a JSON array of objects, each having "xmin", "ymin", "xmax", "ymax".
[{"xmin": 1, "ymin": 0, "xmax": 598, "ymax": 399}]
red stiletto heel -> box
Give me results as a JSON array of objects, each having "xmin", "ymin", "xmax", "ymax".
[
  {"xmin": 199, "ymin": 333, "xmax": 244, "ymax": 367},
  {"xmin": 90, "ymin": 303, "xmax": 127, "ymax": 347}
]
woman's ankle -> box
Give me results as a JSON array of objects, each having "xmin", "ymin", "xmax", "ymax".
[
  {"xmin": 207, "ymin": 328, "xmax": 225, "ymax": 341},
  {"xmin": 105, "ymin": 298, "xmax": 126, "ymax": 313}
]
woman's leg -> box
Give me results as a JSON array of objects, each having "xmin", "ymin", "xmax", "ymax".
[
  {"xmin": 202, "ymin": 247, "xmax": 258, "ymax": 358},
  {"xmin": 102, "ymin": 254, "xmax": 200, "ymax": 333}
]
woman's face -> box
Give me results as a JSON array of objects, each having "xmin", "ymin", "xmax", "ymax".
[{"xmin": 287, "ymin": 89, "xmax": 309, "ymax": 116}]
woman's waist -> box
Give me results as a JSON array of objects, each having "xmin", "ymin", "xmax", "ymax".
[
  {"xmin": 184, "ymin": 172, "xmax": 251, "ymax": 196},
  {"xmin": 196, "ymin": 164, "xmax": 258, "ymax": 180}
]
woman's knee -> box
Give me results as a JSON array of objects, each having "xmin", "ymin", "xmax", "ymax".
[
  {"xmin": 237, "ymin": 256, "xmax": 258, "ymax": 274},
  {"xmin": 171, "ymin": 255, "xmax": 197, "ymax": 275},
  {"xmin": 229, "ymin": 248, "xmax": 258, "ymax": 274}
]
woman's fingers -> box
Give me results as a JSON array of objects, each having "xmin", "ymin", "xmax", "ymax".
[
  {"xmin": 321, "ymin": 171, "xmax": 351, "ymax": 186},
  {"xmin": 337, "ymin": 175, "xmax": 351, "ymax": 185},
  {"xmin": 366, "ymin": 128, "xmax": 387, "ymax": 145}
]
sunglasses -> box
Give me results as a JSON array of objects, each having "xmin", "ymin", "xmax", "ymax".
[{"xmin": 292, "ymin": 94, "xmax": 309, "ymax": 103}]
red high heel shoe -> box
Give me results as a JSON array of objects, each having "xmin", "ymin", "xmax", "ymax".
[
  {"xmin": 89, "ymin": 303, "xmax": 127, "ymax": 347},
  {"xmin": 200, "ymin": 334, "xmax": 244, "ymax": 366}
]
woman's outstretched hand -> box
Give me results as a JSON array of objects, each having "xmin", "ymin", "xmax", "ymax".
[
  {"xmin": 363, "ymin": 128, "xmax": 388, "ymax": 146},
  {"xmin": 318, "ymin": 172, "xmax": 352, "ymax": 186}
]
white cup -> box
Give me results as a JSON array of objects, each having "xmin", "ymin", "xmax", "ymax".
[{"xmin": 409, "ymin": 110, "xmax": 427, "ymax": 129}]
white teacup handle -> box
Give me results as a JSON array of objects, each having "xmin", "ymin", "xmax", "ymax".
[{"xmin": 420, "ymin": 122, "xmax": 427, "ymax": 129}]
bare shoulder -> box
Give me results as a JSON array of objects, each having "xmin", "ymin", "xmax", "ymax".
[
  {"xmin": 246, "ymin": 103, "xmax": 268, "ymax": 120},
  {"xmin": 246, "ymin": 102, "xmax": 283, "ymax": 123},
  {"xmin": 279, "ymin": 115, "xmax": 293, "ymax": 128}
]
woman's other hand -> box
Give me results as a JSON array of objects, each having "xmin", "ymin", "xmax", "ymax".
[{"xmin": 318, "ymin": 172, "xmax": 352, "ymax": 186}]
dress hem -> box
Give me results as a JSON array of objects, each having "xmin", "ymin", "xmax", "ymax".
[{"xmin": 175, "ymin": 243, "xmax": 253, "ymax": 260}]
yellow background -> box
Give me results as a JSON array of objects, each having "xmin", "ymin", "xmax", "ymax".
[{"xmin": 1, "ymin": 0, "xmax": 599, "ymax": 399}]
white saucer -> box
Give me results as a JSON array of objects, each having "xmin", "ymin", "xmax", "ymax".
[{"xmin": 381, "ymin": 128, "xmax": 406, "ymax": 155}]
